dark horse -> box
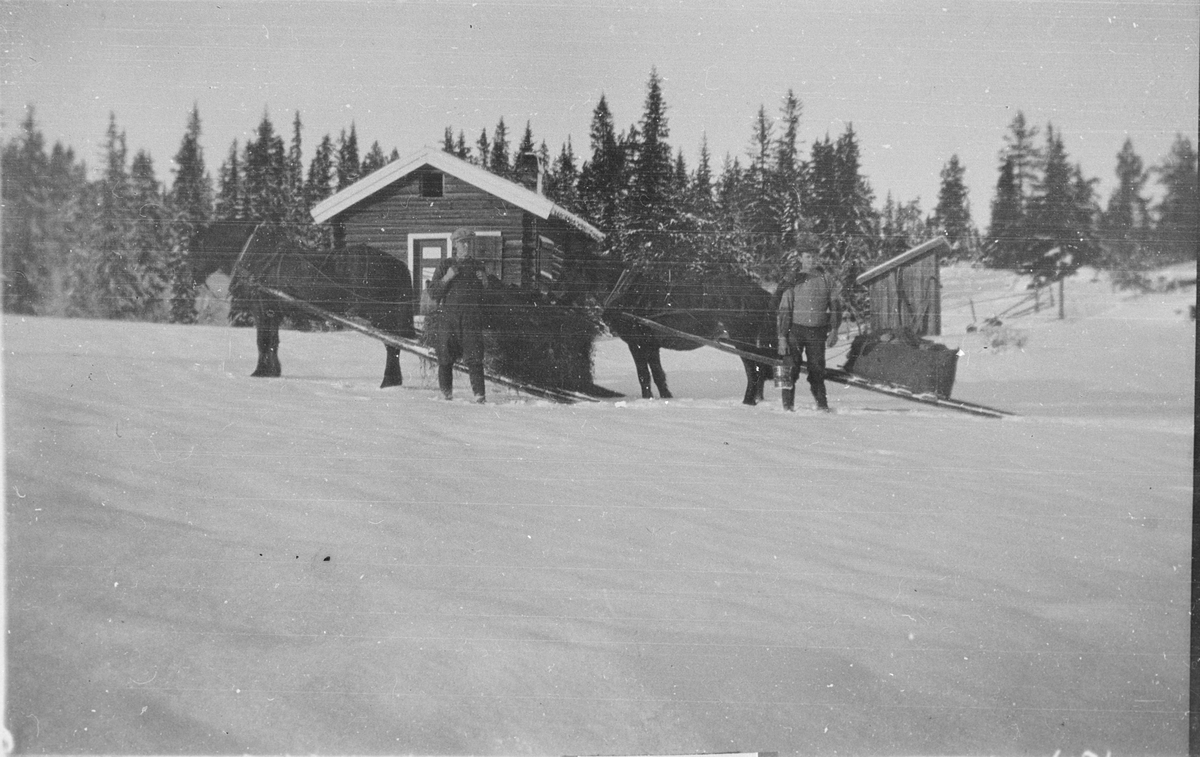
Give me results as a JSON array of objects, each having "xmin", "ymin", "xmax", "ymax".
[
  {"xmin": 598, "ymin": 262, "xmax": 777, "ymax": 405},
  {"xmin": 187, "ymin": 221, "xmax": 416, "ymax": 387}
]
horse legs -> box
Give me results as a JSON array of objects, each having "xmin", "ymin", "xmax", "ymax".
[
  {"xmin": 756, "ymin": 361, "xmax": 770, "ymax": 403},
  {"xmin": 380, "ymin": 345, "xmax": 403, "ymax": 388},
  {"xmin": 627, "ymin": 341, "xmax": 654, "ymax": 399},
  {"xmin": 628, "ymin": 340, "xmax": 672, "ymax": 399},
  {"xmin": 374, "ymin": 299, "xmax": 407, "ymax": 388},
  {"xmin": 646, "ymin": 347, "xmax": 672, "ymax": 398},
  {"xmin": 740, "ymin": 357, "xmax": 768, "ymax": 406},
  {"xmin": 251, "ymin": 309, "xmax": 282, "ymax": 378}
]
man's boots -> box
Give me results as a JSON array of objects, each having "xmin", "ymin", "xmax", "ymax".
[
  {"xmin": 438, "ymin": 363, "xmax": 454, "ymax": 400},
  {"xmin": 781, "ymin": 388, "xmax": 795, "ymax": 411},
  {"xmin": 468, "ymin": 363, "xmax": 486, "ymax": 403},
  {"xmin": 812, "ymin": 383, "xmax": 829, "ymax": 411}
]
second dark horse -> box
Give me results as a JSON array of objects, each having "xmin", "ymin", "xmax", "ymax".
[
  {"xmin": 601, "ymin": 264, "xmax": 777, "ymax": 405},
  {"xmin": 188, "ymin": 221, "xmax": 416, "ymax": 387}
]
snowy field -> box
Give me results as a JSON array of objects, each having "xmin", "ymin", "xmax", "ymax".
[{"xmin": 4, "ymin": 264, "xmax": 1195, "ymax": 755}]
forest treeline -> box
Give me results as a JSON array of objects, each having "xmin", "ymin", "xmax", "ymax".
[{"xmin": 3, "ymin": 69, "xmax": 1196, "ymax": 323}]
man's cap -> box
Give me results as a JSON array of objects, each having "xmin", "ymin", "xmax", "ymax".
[{"xmin": 451, "ymin": 228, "xmax": 473, "ymax": 245}]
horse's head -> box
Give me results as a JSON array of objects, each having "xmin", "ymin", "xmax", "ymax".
[{"xmin": 187, "ymin": 221, "xmax": 260, "ymax": 287}]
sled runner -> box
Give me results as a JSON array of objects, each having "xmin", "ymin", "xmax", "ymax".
[{"xmin": 620, "ymin": 312, "xmax": 1014, "ymax": 419}]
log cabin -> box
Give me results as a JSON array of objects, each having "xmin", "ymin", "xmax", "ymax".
[{"xmin": 310, "ymin": 146, "xmax": 604, "ymax": 325}]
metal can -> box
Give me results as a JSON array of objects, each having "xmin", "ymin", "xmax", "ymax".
[{"xmin": 774, "ymin": 361, "xmax": 791, "ymax": 388}]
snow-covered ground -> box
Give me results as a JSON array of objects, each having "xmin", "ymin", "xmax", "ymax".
[{"xmin": 4, "ymin": 264, "xmax": 1194, "ymax": 755}]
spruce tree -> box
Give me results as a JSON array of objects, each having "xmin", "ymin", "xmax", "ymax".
[
  {"xmin": 244, "ymin": 112, "xmax": 288, "ymax": 223},
  {"xmin": 545, "ymin": 138, "xmax": 581, "ymax": 212},
  {"xmin": 167, "ymin": 104, "xmax": 211, "ymax": 235},
  {"xmin": 165, "ymin": 104, "xmax": 211, "ymax": 322},
  {"xmin": 129, "ymin": 150, "xmax": 170, "ymax": 320},
  {"xmin": 710, "ymin": 153, "xmax": 760, "ymax": 273},
  {"xmin": 630, "ymin": 68, "xmax": 674, "ymax": 240},
  {"xmin": 1001, "ymin": 111, "xmax": 1041, "ymax": 210},
  {"xmin": 881, "ymin": 194, "xmax": 931, "ymax": 260},
  {"xmin": 577, "ymin": 95, "xmax": 626, "ymax": 237},
  {"xmin": 880, "ymin": 193, "xmax": 901, "ymax": 258},
  {"xmin": 773, "ymin": 90, "xmax": 804, "ymax": 250},
  {"xmin": 475, "ymin": 128, "xmax": 490, "ymax": 170},
  {"xmin": 671, "ymin": 149, "xmax": 689, "ymax": 204},
  {"xmin": 1, "ymin": 107, "xmax": 49, "ymax": 313},
  {"xmin": 442, "ymin": 126, "xmax": 455, "ymax": 153},
  {"xmin": 733, "ymin": 103, "xmax": 783, "ymax": 273},
  {"xmin": 621, "ymin": 122, "xmax": 641, "ymax": 183},
  {"xmin": 933, "ymin": 154, "xmax": 973, "ymax": 254},
  {"xmin": 1154, "ymin": 134, "xmax": 1198, "ymax": 262},
  {"xmin": 686, "ymin": 141, "xmax": 722, "ymax": 278},
  {"xmin": 43, "ymin": 142, "xmax": 90, "ymax": 316},
  {"xmin": 1025, "ymin": 124, "xmax": 1096, "ymax": 280},
  {"xmin": 692, "ymin": 135, "xmax": 714, "ymax": 214},
  {"xmin": 986, "ymin": 157, "xmax": 1023, "ymax": 268},
  {"xmin": 747, "ymin": 105, "xmax": 773, "ymax": 190},
  {"xmin": 489, "ymin": 117, "xmax": 510, "ymax": 177},
  {"xmin": 1100, "ymin": 138, "xmax": 1152, "ymax": 274},
  {"xmin": 1024, "ymin": 123, "xmax": 1071, "ymax": 278},
  {"xmin": 305, "ymin": 134, "xmax": 335, "ymax": 250},
  {"xmin": 517, "ymin": 121, "xmax": 535, "ymax": 158},
  {"xmin": 335, "ymin": 124, "xmax": 360, "ymax": 190},
  {"xmin": 807, "ymin": 135, "xmax": 837, "ymax": 242},
  {"xmin": 305, "ymin": 135, "xmax": 334, "ymax": 206},
  {"xmin": 285, "ymin": 111, "xmax": 307, "ymax": 233},
  {"xmin": 454, "ymin": 131, "xmax": 470, "ymax": 161},
  {"xmin": 215, "ymin": 140, "xmax": 243, "ymax": 221},
  {"xmin": 802, "ymin": 125, "xmax": 877, "ymax": 288},
  {"xmin": 714, "ymin": 153, "xmax": 742, "ymax": 207},
  {"xmin": 91, "ymin": 113, "xmax": 147, "ymax": 319},
  {"xmin": 987, "ymin": 112, "xmax": 1042, "ymax": 268},
  {"xmin": 829, "ymin": 125, "xmax": 875, "ymax": 271},
  {"xmin": 0, "ymin": 108, "xmax": 90, "ymax": 316},
  {"xmin": 361, "ymin": 141, "xmax": 388, "ymax": 176}
]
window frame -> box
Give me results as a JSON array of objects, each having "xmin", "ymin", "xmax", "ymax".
[{"xmin": 419, "ymin": 171, "xmax": 444, "ymax": 198}]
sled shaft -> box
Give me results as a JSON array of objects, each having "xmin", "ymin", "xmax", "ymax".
[
  {"xmin": 621, "ymin": 311, "xmax": 1013, "ymax": 418},
  {"xmin": 257, "ymin": 285, "xmax": 590, "ymax": 404}
]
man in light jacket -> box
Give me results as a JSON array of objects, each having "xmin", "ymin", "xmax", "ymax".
[{"xmin": 776, "ymin": 249, "xmax": 842, "ymax": 411}]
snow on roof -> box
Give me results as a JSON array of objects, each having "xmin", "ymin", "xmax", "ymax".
[
  {"xmin": 856, "ymin": 236, "xmax": 951, "ymax": 286},
  {"xmin": 309, "ymin": 146, "xmax": 604, "ymax": 242}
]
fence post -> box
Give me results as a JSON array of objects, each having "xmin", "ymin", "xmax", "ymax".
[{"xmin": 1058, "ymin": 278, "xmax": 1065, "ymax": 319}]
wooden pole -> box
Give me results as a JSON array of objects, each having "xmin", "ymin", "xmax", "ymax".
[
  {"xmin": 255, "ymin": 285, "xmax": 592, "ymax": 403},
  {"xmin": 1058, "ymin": 277, "xmax": 1065, "ymax": 319}
]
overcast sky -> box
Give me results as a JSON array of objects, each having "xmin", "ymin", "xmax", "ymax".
[{"xmin": 2, "ymin": 0, "xmax": 1196, "ymax": 227}]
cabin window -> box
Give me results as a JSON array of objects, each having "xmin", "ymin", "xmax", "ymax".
[{"xmin": 420, "ymin": 172, "xmax": 444, "ymax": 198}]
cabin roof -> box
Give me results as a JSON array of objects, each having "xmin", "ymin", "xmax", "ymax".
[
  {"xmin": 309, "ymin": 146, "xmax": 605, "ymax": 242},
  {"xmin": 855, "ymin": 236, "xmax": 950, "ymax": 286}
]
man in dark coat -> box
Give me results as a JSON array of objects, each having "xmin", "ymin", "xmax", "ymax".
[
  {"xmin": 776, "ymin": 249, "xmax": 842, "ymax": 411},
  {"xmin": 426, "ymin": 228, "xmax": 490, "ymax": 402}
]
